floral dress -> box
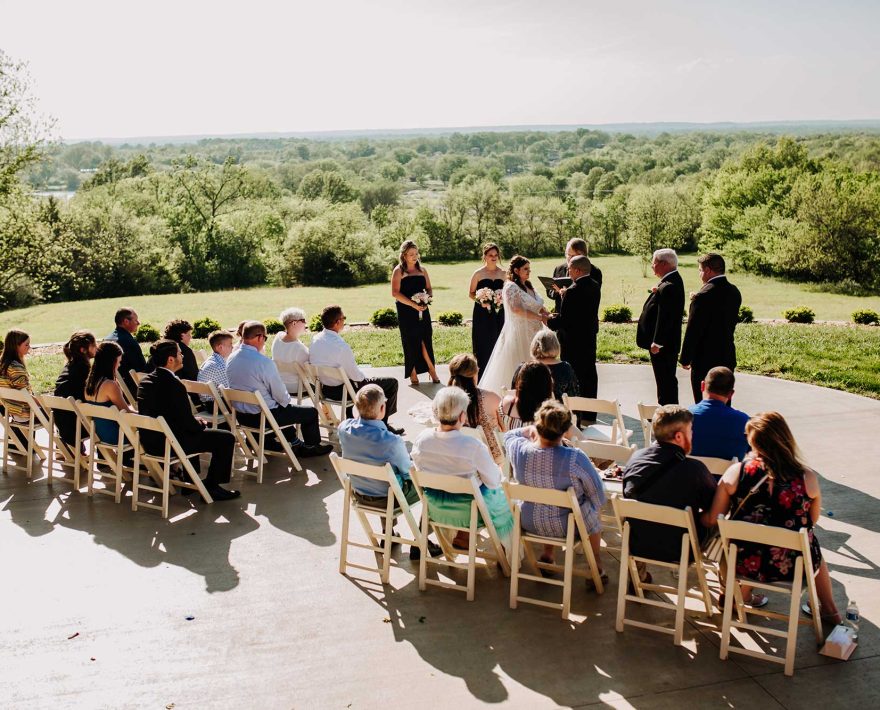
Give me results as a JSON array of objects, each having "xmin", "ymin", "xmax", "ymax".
[{"xmin": 732, "ymin": 457, "xmax": 822, "ymax": 583}]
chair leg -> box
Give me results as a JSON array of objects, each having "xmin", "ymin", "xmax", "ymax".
[
  {"xmin": 720, "ymin": 543, "xmax": 738, "ymax": 660},
  {"xmin": 161, "ymin": 464, "xmax": 171, "ymax": 519},
  {"xmin": 784, "ymin": 557, "xmax": 804, "ymax": 677},
  {"xmin": 418, "ymin": 508, "xmax": 428, "ymax": 592},
  {"xmin": 673, "ymin": 534, "xmax": 689, "ymax": 646},
  {"xmin": 380, "ymin": 500, "xmax": 394, "ymax": 584},
  {"xmin": 466, "ymin": 509, "xmax": 477, "ymax": 602},
  {"xmin": 616, "ymin": 522, "xmax": 630, "ymax": 633},
  {"xmin": 339, "ymin": 490, "xmax": 352, "ymax": 576},
  {"xmin": 562, "ymin": 527, "xmax": 575, "ymax": 620},
  {"xmin": 807, "ymin": 568, "xmax": 824, "ymax": 643},
  {"xmin": 509, "ymin": 518, "xmax": 521, "ymax": 610}
]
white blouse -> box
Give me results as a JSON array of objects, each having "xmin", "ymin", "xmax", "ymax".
[{"xmin": 271, "ymin": 332, "xmax": 309, "ymax": 392}]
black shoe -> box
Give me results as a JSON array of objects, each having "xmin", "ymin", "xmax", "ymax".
[
  {"xmin": 387, "ymin": 424, "xmax": 406, "ymax": 436},
  {"xmin": 206, "ymin": 485, "xmax": 241, "ymax": 501},
  {"xmin": 409, "ymin": 540, "xmax": 442, "ymax": 560},
  {"xmin": 296, "ymin": 442, "xmax": 333, "ymax": 458}
]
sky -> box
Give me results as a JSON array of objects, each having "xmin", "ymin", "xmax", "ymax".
[{"xmin": 2, "ymin": 0, "xmax": 879, "ymax": 140}]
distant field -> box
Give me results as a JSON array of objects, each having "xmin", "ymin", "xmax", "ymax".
[{"xmin": 2, "ymin": 254, "xmax": 879, "ymax": 344}]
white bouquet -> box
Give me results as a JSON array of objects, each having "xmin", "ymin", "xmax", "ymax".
[
  {"xmin": 494, "ymin": 288, "xmax": 503, "ymax": 311},
  {"xmin": 412, "ymin": 290, "xmax": 433, "ymax": 320},
  {"xmin": 475, "ymin": 287, "xmax": 495, "ymax": 311}
]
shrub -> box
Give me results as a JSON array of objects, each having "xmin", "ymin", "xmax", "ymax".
[
  {"xmin": 783, "ymin": 306, "xmax": 815, "ymax": 324},
  {"xmin": 602, "ymin": 304, "xmax": 632, "ymax": 323},
  {"xmin": 852, "ymin": 309, "xmax": 880, "ymax": 325},
  {"xmin": 370, "ymin": 308, "xmax": 399, "ymax": 328},
  {"xmin": 135, "ymin": 323, "xmax": 160, "ymax": 342},
  {"xmin": 438, "ymin": 311, "xmax": 463, "ymax": 326},
  {"xmin": 192, "ymin": 316, "xmax": 222, "ymax": 338},
  {"xmin": 263, "ymin": 318, "xmax": 285, "ymax": 335},
  {"xmin": 309, "ymin": 314, "xmax": 324, "ymax": 332},
  {"xmin": 738, "ymin": 305, "xmax": 754, "ymax": 324}
]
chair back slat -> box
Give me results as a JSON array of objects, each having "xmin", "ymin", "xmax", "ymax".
[
  {"xmin": 572, "ymin": 440, "xmax": 636, "ymax": 464},
  {"xmin": 689, "ymin": 455, "xmax": 738, "ymax": 476},
  {"xmin": 331, "ymin": 455, "xmax": 395, "ymax": 482},
  {"xmin": 564, "ymin": 395, "xmax": 622, "ymax": 418},
  {"xmin": 410, "ymin": 468, "xmax": 477, "ymax": 496},
  {"xmin": 504, "ymin": 480, "xmax": 571, "ymax": 507},
  {"xmin": 718, "ymin": 517, "xmax": 806, "ymax": 550},
  {"xmin": 613, "ymin": 497, "xmax": 693, "ymax": 528}
]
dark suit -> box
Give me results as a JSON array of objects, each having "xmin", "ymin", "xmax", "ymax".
[
  {"xmin": 53, "ymin": 359, "xmax": 90, "ymax": 447},
  {"xmin": 547, "ymin": 262, "xmax": 602, "ymax": 312},
  {"xmin": 105, "ymin": 327, "xmax": 147, "ymax": 395},
  {"xmin": 547, "ymin": 274, "xmax": 601, "ymax": 408},
  {"xmin": 680, "ymin": 275, "xmax": 742, "ymax": 403},
  {"xmin": 637, "ymin": 270, "xmax": 685, "ymax": 405},
  {"xmin": 136, "ymin": 367, "xmax": 234, "ymax": 487}
]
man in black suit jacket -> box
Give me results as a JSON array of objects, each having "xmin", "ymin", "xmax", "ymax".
[
  {"xmin": 136, "ymin": 339, "xmax": 240, "ymax": 501},
  {"xmin": 637, "ymin": 249, "xmax": 685, "ymax": 404},
  {"xmin": 680, "ymin": 253, "xmax": 742, "ymax": 403},
  {"xmin": 547, "ymin": 238, "xmax": 603, "ymax": 312},
  {"xmin": 548, "ymin": 255, "xmax": 601, "ymax": 415},
  {"xmin": 105, "ymin": 307, "xmax": 147, "ymax": 395}
]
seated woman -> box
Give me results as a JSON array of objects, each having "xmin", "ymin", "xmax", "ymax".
[
  {"xmin": 84, "ymin": 342, "xmax": 137, "ymax": 447},
  {"xmin": 504, "ymin": 400, "xmax": 606, "ymax": 580},
  {"xmin": 447, "ymin": 353, "xmax": 505, "ymax": 464},
  {"xmin": 702, "ymin": 411, "xmax": 841, "ymax": 620},
  {"xmin": 153, "ymin": 320, "xmax": 199, "ymax": 382},
  {"xmin": 53, "ymin": 330, "xmax": 97, "ymax": 452},
  {"xmin": 0, "ymin": 329, "xmax": 35, "ymax": 450},
  {"xmin": 511, "ymin": 329, "xmax": 579, "ymax": 401},
  {"xmin": 272, "ymin": 307, "xmax": 310, "ymax": 395},
  {"xmin": 411, "ymin": 386, "xmax": 514, "ymax": 552},
  {"xmin": 500, "ymin": 361, "xmax": 553, "ymax": 430}
]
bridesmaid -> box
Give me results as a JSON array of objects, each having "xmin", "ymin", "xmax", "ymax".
[
  {"xmin": 391, "ymin": 240, "xmax": 439, "ymax": 385},
  {"xmin": 468, "ymin": 242, "xmax": 506, "ymax": 380}
]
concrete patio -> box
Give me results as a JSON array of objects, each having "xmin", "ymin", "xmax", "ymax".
[{"xmin": 2, "ymin": 364, "xmax": 879, "ymax": 709}]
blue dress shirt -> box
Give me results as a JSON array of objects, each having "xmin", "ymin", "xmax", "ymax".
[
  {"xmin": 227, "ymin": 344, "xmax": 291, "ymax": 413},
  {"xmin": 338, "ymin": 417, "xmax": 412, "ymax": 496},
  {"xmin": 688, "ymin": 398, "xmax": 750, "ymax": 461}
]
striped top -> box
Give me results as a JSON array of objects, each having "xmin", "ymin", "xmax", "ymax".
[{"xmin": 0, "ymin": 361, "xmax": 31, "ymax": 419}]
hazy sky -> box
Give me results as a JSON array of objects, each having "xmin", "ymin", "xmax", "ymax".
[{"xmin": 2, "ymin": 0, "xmax": 878, "ymax": 139}]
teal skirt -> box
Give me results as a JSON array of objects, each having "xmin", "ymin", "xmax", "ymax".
[{"xmin": 424, "ymin": 485, "xmax": 514, "ymax": 550}]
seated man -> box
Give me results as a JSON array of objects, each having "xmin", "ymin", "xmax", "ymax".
[
  {"xmin": 197, "ymin": 330, "xmax": 234, "ymax": 405},
  {"xmin": 105, "ymin": 306, "xmax": 147, "ymax": 395},
  {"xmin": 338, "ymin": 384, "xmax": 439, "ymax": 560},
  {"xmin": 688, "ymin": 366, "xmax": 750, "ymax": 461},
  {"xmin": 136, "ymin": 339, "xmax": 240, "ymax": 501},
  {"xmin": 309, "ymin": 305, "xmax": 404, "ymax": 436},
  {"xmin": 622, "ymin": 405, "xmax": 717, "ymax": 579},
  {"xmin": 226, "ymin": 321, "xmax": 332, "ymax": 458}
]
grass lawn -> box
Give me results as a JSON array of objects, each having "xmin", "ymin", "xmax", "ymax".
[
  {"xmin": 3, "ymin": 255, "xmax": 880, "ymax": 345},
  {"xmin": 26, "ymin": 322, "xmax": 880, "ymax": 400}
]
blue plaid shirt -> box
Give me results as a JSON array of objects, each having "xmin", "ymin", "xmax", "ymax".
[{"xmin": 197, "ymin": 352, "xmax": 229, "ymax": 403}]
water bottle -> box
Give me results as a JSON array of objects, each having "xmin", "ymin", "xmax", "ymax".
[{"xmin": 845, "ymin": 600, "xmax": 859, "ymax": 641}]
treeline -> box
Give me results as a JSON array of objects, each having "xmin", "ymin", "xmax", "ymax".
[{"xmin": 1, "ymin": 129, "xmax": 878, "ymax": 309}]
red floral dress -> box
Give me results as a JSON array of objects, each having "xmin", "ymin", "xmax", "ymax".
[{"xmin": 732, "ymin": 457, "xmax": 822, "ymax": 583}]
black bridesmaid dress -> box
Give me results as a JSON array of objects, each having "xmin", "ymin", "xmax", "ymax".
[
  {"xmin": 472, "ymin": 277, "xmax": 506, "ymax": 380},
  {"xmin": 397, "ymin": 273, "xmax": 436, "ymax": 377}
]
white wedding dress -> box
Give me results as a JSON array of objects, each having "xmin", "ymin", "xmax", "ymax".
[{"xmin": 479, "ymin": 281, "xmax": 545, "ymax": 395}]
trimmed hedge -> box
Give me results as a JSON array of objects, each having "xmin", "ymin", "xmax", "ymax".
[
  {"xmin": 738, "ymin": 305, "xmax": 754, "ymax": 324},
  {"xmin": 602, "ymin": 304, "xmax": 632, "ymax": 323},
  {"xmin": 438, "ymin": 311, "xmax": 463, "ymax": 326},
  {"xmin": 370, "ymin": 308, "xmax": 399, "ymax": 328},
  {"xmin": 309, "ymin": 314, "xmax": 324, "ymax": 332},
  {"xmin": 264, "ymin": 318, "xmax": 285, "ymax": 335},
  {"xmin": 135, "ymin": 323, "xmax": 160, "ymax": 342},
  {"xmin": 783, "ymin": 306, "xmax": 815, "ymax": 324},
  {"xmin": 852, "ymin": 309, "xmax": 880, "ymax": 325},
  {"xmin": 193, "ymin": 316, "xmax": 222, "ymax": 338}
]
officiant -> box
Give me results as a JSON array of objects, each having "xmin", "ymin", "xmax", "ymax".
[{"xmin": 546, "ymin": 238, "xmax": 603, "ymax": 312}]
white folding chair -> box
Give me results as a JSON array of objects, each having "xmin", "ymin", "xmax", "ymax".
[
  {"xmin": 718, "ymin": 517, "xmax": 824, "ymax": 677},
  {"xmin": 222, "ymin": 387, "xmax": 302, "ymax": 483},
  {"xmin": 409, "ymin": 468, "xmax": 511, "ymax": 601},
  {"xmin": 505, "ymin": 482, "xmax": 605, "ymax": 619},
  {"xmin": 76, "ymin": 402, "xmax": 136, "ymax": 504},
  {"xmin": 637, "ymin": 402, "xmax": 658, "ymax": 445},
  {"xmin": 38, "ymin": 394, "xmax": 87, "ymax": 488},
  {"xmin": 306, "ymin": 363, "xmax": 359, "ymax": 428},
  {"xmin": 613, "ymin": 497, "xmax": 714, "ymax": 646},
  {"xmin": 116, "ymin": 372, "xmax": 138, "ymax": 408},
  {"xmin": 330, "ymin": 453, "xmax": 422, "ymax": 583},
  {"xmin": 294, "ymin": 363, "xmax": 343, "ymax": 434},
  {"xmin": 125, "ymin": 412, "xmax": 213, "ymax": 517},
  {"xmin": 494, "ymin": 429, "xmax": 511, "ymax": 481},
  {"xmin": 194, "ymin": 350, "xmax": 209, "ymax": 365},
  {"xmin": 0, "ymin": 386, "xmax": 49, "ymax": 478},
  {"xmin": 180, "ymin": 378, "xmax": 253, "ymax": 456},
  {"xmin": 563, "ymin": 394, "xmax": 632, "ymax": 446},
  {"xmin": 690, "ymin": 455, "xmax": 738, "ymax": 476}
]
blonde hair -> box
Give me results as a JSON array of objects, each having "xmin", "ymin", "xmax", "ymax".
[
  {"xmin": 530, "ymin": 329, "xmax": 560, "ymax": 360},
  {"xmin": 534, "ymin": 400, "xmax": 571, "ymax": 442},
  {"xmin": 746, "ymin": 411, "xmax": 807, "ymax": 483},
  {"xmin": 652, "ymin": 405, "xmax": 693, "ymax": 444}
]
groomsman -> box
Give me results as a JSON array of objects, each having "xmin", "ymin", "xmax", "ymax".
[
  {"xmin": 547, "ymin": 238, "xmax": 602, "ymax": 312},
  {"xmin": 637, "ymin": 249, "xmax": 685, "ymax": 404},
  {"xmin": 680, "ymin": 253, "xmax": 742, "ymax": 403}
]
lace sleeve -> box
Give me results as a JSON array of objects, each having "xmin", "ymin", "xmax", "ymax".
[{"xmin": 504, "ymin": 281, "xmax": 542, "ymax": 315}]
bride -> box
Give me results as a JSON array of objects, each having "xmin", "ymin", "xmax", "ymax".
[{"xmin": 479, "ymin": 255, "xmax": 549, "ymax": 394}]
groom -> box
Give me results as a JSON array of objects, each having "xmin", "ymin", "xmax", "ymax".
[{"xmin": 547, "ymin": 255, "xmax": 601, "ymax": 413}]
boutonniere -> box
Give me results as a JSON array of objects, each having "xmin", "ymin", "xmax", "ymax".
[
  {"xmin": 689, "ymin": 291, "xmax": 697, "ymax": 301},
  {"xmin": 651, "ymin": 286, "xmax": 658, "ymax": 294}
]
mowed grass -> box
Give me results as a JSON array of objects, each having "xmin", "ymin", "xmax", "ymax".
[
  {"xmin": 26, "ymin": 322, "xmax": 880, "ymax": 399},
  {"xmin": 4, "ymin": 255, "xmax": 880, "ymax": 345}
]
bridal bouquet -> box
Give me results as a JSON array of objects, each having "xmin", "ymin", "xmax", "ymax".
[
  {"xmin": 412, "ymin": 290, "xmax": 432, "ymax": 320},
  {"xmin": 475, "ymin": 287, "xmax": 504, "ymax": 313}
]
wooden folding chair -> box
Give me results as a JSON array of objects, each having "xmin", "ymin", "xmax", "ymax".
[
  {"xmin": 637, "ymin": 402, "xmax": 658, "ymax": 446},
  {"xmin": 274, "ymin": 360, "xmax": 304, "ymax": 405},
  {"xmin": 37, "ymin": 394, "xmax": 87, "ymax": 488},
  {"xmin": 330, "ymin": 453, "xmax": 422, "ymax": 583},
  {"xmin": 306, "ymin": 363, "xmax": 359, "ymax": 428},
  {"xmin": 125, "ymin": 412, "xmax": 213, "ymax": 518},
  {"xmin": 718, "ymin": 517, "xmax": 824, "ymax": 676},
  {"xmin": 222, "ymin": 387, "xmax": 302, "ymax": 483},
  {"xmin": 494, "ymin": 429, "xmax": 511, "ymax": 481},
  {"xmin": 410, "ymin": 468, "xmax": 511, "ymax": 601},
  {"xmin": 116, "ymin": 372, "xmax": 138, "ymax": 407},
  {"xmin": 194, "ymin": 350, "xmax": 209, "ymax": 365},
  {"xmin": 0, "ymin": 386, "xmax": 49, "ymax": 478},
  {"xmin": 505, "ymin": 482, "xmax": 605, "ymax": 619},
  {"xmin": 613, "ymin": 497, "xmax": 713, "ymax": 646},
  {"xmin": 563, "ymin": 394, "xmax": 632, "ymax": 446},
  {"xmin": 293, "ymin": 363, "xmax": 342, "ymax": 434},
  {"xmin": 180, "ymin": 379, "xmax": 252, "ymax": 454},
  {"xmin": 76, "ymin": 402, "xmax": 136, "ymax": 504},
  {"xmin": 690, "ymin": 455, "xmax": 738, "ymax": 476}
]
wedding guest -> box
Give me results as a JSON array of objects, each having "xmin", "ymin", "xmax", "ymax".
[
  {"xmin": 412, "ymin": 386, "xmax": 514, "ymax": 551},
  {"xmin": 84, "ymin": 341, "xmax": 137, "ymax": 446},
  {"xmin": 310, "ymin": 305, "xmax": 404, "ymax": 435},
  {"xmin": 511, "ymin": 329, "xmax": 579, "ymax": 401},
  {"xmin": 447, "ymin": 353, "xmax": 505, "ymax": 464},
  {"xmin": 547, "ymin": 238, "xmax": 603, "ymax": 311},
  {"xmin": 703, "ymin": 412, "xmax": 840, "ymax": 619},
  {"xmin": 499, "ymin": 361, "xmax": 554, "ymax": 430},
  {"xmin": 232, "ymin": 320, "xmax": 247, "ymax": 352},
  {"xmin": 227, "ymin": 321, "xmax": 332, "ymax": 457},
  {"xmin": 505, "ymin": 399, "xmax": 606, "ymax": 579},
  {"xmin": 0, "ymin": 329, "xmax": 35, "ymax": 449},
  {"xmin": 149, "ymin": 319, "xmax": 198, "ymax": 382},
  {"xmin": 689, "ymin": 367, "xmax": 750, "ymax": 461},
  {"xmin": 53, "ymin": 330, "xmax": 97, "ymax": 448},
  {"xmin": 197, "ymin": 330, "xmax": 234, "ymax": 403},
  {"xmin": 105, "ymin": 307, "xmax": 147, "ymax": 394},
  {"xmin": 468, "ymin": 242, "xmax": 506, "ymax": 378},
  {"xmin": 391, "ymin": 240, "xmax": 439, "ymax": 385},
  {"xmin": 272, "ymin": 307, "xmax": 310, "ymax": 395}
]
